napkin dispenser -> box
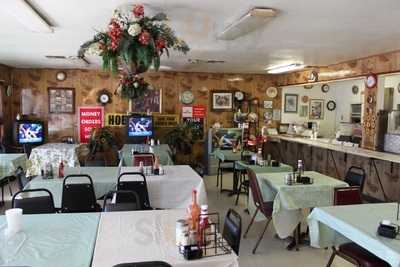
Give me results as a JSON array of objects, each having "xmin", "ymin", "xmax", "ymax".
[
  {"xmin": 296, "ymin": 176, "xmax": 313, "ymax": 184},
  {"xmin": 377, "ymin": 221, "xmax": 398, "ymax": 239},
  {"xmin": 183, "ymin": 245, "xmax": 203, "ymax": 260}
]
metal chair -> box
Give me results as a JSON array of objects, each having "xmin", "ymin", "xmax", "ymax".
[
  {"xmin": 61, "ymin": 174, "xmax": 101, "ymax": 213},
  {"xmin": 113, "ymin": 262, "xmax": 172, "ymax": 267},
  {"xmin": 344, "ymin": 166, "xmax": 366, "ymax": 191},
  {"xmin": 222, "ymin": 208, "xmax": 242, "ymax": 255},
  {"xmin": 102, "ymin": 190, "xmax": 141, "ymax": 212},
  {"xmin": 326, "ymin": 187, "xmax": 390, "ymax": 267},
  {"xmin": 216, "ymin": 158, "xmax": 235, "ymax": 192},
  {"xmin": 133, "ymin": 153, "xmax": 155, "ymax": 167},
  {"xmin": 234, "ymin": 165, "xmax": 249, "ymax": 206},
  {"xmin": 117, "ymin": 172, "xmax": 152, "ymax": 210},
  {"xmin": 243, "ymin": 168, "xmax": 274, "ymax": 254},
  {"xmin": 12, "ymin": 188, "xmax": 55, "ymax": 214}
]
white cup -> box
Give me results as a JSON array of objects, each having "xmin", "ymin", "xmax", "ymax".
[
  {"xmin": 5, "ymin": 208, "xmax": 23, "ymax": 237},
  {"xmin": 150, "ymin": 139, "xmax": 155, "ymax": 146}
]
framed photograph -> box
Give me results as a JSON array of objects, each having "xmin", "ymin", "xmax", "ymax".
[
  {"xmin": 309, "ymin": 99, "xmax": 324, "ymax": 120},
  {"xmin": 263, "ymin": 100, "xmax": 273, "ymax": 109},
  {"xmin": 130, "ymin": 89, "xmax": 162, "ymax": 113},
  {"xmin": 48, "ymin": 87, "xmax": 75, "ymax": 114},
  {"xmin": 299, "ymin": 105, "xmax": 308, "ymax": 117},
  {"xmin": 284, "ymin": 94, "xmax": 298, "ymax": 113},
  {"xmin": 211, "ymin": 91, "xmax": 233, "ymax": 111}
]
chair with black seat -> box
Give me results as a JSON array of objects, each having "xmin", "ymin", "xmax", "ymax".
[
  {"xmin": 61, "ymin": 174, "xmax": 101, "ymax": 213},
  {"xmin": 216, "ymin": 154, "xmax": 235, "ymax": 192},
  {"xmin": 113, "ymin": 262, "xmax": 172, "ymax": 267},
  {"xmin": 12, "ymin": 188, "xmax": 55, "ymax": 214},
  {"xmin": 103, "ymin": 190, "xmax": 141, "ymax": 212},
  {"xmin": 133, "ymin": 153, "xmax": 155, "ymax": 167},
  {"xmin": 243, "ymin": 168, "xmax": 274, "ymax": 254},
  {"xmin": 222, "ymin": 208, "xmax": 242, "ymax": 255},
  {"xmin": 117, "ymin": 172, "xmax": 152, "ymax": 210},
  {"xmin": 326, "ymin": 186, "xmax": 390, "ymax": 267},
  {"xmin": 344, "ymin": 166, "xmax": 366, "ymax": 190}
]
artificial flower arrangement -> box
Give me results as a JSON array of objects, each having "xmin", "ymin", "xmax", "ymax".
[
  {"xmin": 116, "ymin": 74, "xmax": 152, "ymax": 99},
  {"xmin": 78, "ymin": 4, "xmax": 189, "ymax": 75},
  {"xmin": 88, "ymin": 127, "xmax": 117, "ymax": 153}
]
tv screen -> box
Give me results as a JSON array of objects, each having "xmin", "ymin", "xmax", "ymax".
[
  {"xmin": 18, "ymin": 121, "xmax": 44, "ymax": 145},
  {"xmin": 127, "ymin": 116, "xmax": 153, "ymax": 138}
]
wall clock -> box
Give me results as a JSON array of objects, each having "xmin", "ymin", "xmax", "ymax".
[
  {"xmin": 56, "ymin": 71, "xmax": 67, "ymax": 81},
  {"xmin": 97, "ymin": 89, "xmax": 112, "ymax": 105},
  {"xmin": 234, "ymin": 91, "xmax": 244, "ymax": 101},
  {"xmin": 266, "ymin": 87, "xmax": 278, "ymax": 98},
  {"xmin": 180, "ymin": 90, "xmax": 194, "ymax": 104},
  {"xmin": 327, "ymin": 100, "xmax": 336, "ymax": 111},
  {"xmin": 321, "ymin": 83, "xmax": 329, "ymax": 93},
  {"xmin": 366, "ymin": 74, "xmax": 377, "ymax": 89},
  {"xmin": 352, "ymin": 85, "xmax": 359, "ymax": 95}
]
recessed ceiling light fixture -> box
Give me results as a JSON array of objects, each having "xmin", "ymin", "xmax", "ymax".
[
  {"xmin": 218, "ymin": 7, "xmax": 277, "ymax": 40},
  {"xmin": 4, "ymin": 0, "xmax": 53, "ymax": 33},
  {"xmin": 266, "ymin": 63, "xmax": 306, "ymax": 74}
]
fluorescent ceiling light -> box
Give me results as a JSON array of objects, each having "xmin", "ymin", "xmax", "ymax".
[
  {"xmin": 218, "ymin": 7, "xmax": 277, "ymax": 40},
  {"xmin": 4, "ymin": 0, "xmax": 53, "ymax": 33},
  {"xmin": 266, "ymin": 63, "xmax": 305, "ymax": 74}
]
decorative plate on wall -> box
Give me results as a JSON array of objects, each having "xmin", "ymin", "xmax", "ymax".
[
  {"xmin": 366, "ymin": 74, "xmax": 377, "ymax": 88},
  {"xmin": 301, "ymin": 95, "xmax": 309, "ymax": 103},
  {"xmin": 352, "ymin": 85, "xmax": 359, "ymax": 95},
  {"xmin": 327, "ymin": 100, "xmax": 336, "ymax": 111},
  {"xmin": 234, "ymin": 91, "xmax": 244, "ymax": 101},
  {"xmin": 266, "ymin": 87, "xmax": 278, "ymax": 98},
  {"xmin": 180, "ymin": 90, "xmax": 194, "ymax": 104},
  {"xmin": 321, "ymin": 83, "xmax": 330, "ymax": 93}
]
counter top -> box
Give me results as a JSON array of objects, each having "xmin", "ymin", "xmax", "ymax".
[{"xmin": 270, "ymin": 135, "xmax": 400, "ymax": 164}]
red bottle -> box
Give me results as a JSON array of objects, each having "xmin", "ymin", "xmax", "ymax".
[
  {"xmin": 187, "ymin": 189, "xmax": 200, "ymax": 231},
  {"xmin": 198, "ymin": 205, "xmax": 210, "ymax": 246},
  {"xmin": 58, "ymin": 161, "xmax": 64, "ymax": 178}
]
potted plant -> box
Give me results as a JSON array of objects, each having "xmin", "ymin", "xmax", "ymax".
[{"xmin": 87, "ymin": 127, "xmax": 119, "ymax": 166}]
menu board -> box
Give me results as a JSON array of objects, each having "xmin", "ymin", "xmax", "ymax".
[{"xmin": 78, "ymin": 107, "xmax": 104, "ymax": 143}]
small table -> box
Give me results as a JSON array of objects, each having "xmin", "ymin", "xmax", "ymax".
[
  {"xmin": 0, "ymin": 153, "xmax": 27, "ymax": 204},
  {"xmin": 308, "ymin": 203, "xmax": 400, "ymax": 267},
  {"xmin": 27, "ymin": 143, "xmax": 80, "ymax": 177},
  {"xmin": 121, "ymin": 144, "xmax": 174, "ymax": 166},
  {"xmin": 0, "ymin": 213, "xmax": 99, "ymax": 267},
  {"xmin": 256, "ymin": 171, "xmax": 348, "ymax": 240},
  {"xmin": 25, "ymin": 165, "xmax": 207, "ymax": 209},
  {"xmin": 91, "ymin": 209, "xmax": 239, "ymax": 267}
]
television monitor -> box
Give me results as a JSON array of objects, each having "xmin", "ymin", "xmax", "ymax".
[
  {"xmin": 17, "ymin": 120, "xmax": 44, "ymax": 145},
  {"xmin": 127, "ymin": 115, "xmax": 153, "ymax": 139}
]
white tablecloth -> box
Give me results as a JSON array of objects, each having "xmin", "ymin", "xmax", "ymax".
[
  {"xmin": 26, "ymin": 143, "xmax": 80, "ymax": 177},
  {"xmin": 308, "ymin": 203, "xmax": 400, "ymax": 267},
  {"xmin": 0, "ymin": 153, "xmax": 27, "ymax": 180},
  {"xmin": 25, "ymin": 165, "xmax": 207, "ymax": 209},
  {"xmin": 257, "ymin": 171, "xmax": 348, "ymax": 238},
  {"xmin": 92, "ymin": 209, "xmax": 238, "ymax": 267}
]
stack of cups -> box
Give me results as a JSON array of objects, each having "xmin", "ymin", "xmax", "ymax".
[{"xmin": 5, "ymin": 208, "xmax": 23, "ymax": 238}]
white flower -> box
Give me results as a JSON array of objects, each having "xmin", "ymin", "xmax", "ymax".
[
  {"xmin": 86, "ymin": 42, "xmax": 101, "ymax": 56},
  {"xmin": 133, "ymin": 82, "xmax": 139, "ymax": 88},
  {"xmin": 128, "ymin": 23, "xmax": 142, "ymax": 37}
]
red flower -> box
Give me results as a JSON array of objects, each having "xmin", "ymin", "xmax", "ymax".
[
  {"xmin": 155, "ymin": 38, "xmax": 166, "ymax": 51},
  {"xmin": 108, "ymin": 20, "xmax": 122, "ymax": 50},
  {"xmin": 138, "ymin": 30, "xmax": 151, "ymax": 45},
  {"xmin": 133, "ymin": 4, "xmax": 144, "ymax": 18}
]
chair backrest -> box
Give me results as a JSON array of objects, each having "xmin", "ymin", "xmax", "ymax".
[
  {"xmin": 247, "ymin": 168, "xmax": 273, "ymax": 217},
  {"xmin": 0, "ymin": 143, "xmax": 5, "ymax": 153},
  {"xmin": 113, "ymin": 262, "xmax": 172, "ymax": 267},
  {"xmin": 222, "ymin": 208, "xmax": 242, "ymax": 255},
  {"xmin": 344, "ymin": 166, "xmax": 366, "ymax": 191},
  {"xmin": 15, "ymin": 166, "xmax": 29, "ymax": 191},
  {"xmin": 61, "ymin": 174, "xmax": 98, "ymax": 213},
  {"xmin": 334, "ymin": 186, "xmax": 362, "ymax": 205},
  {"xmin": 117, "ymin": 172, "xmax": 151, "ymax": 210},
  {"xmin": 12, "ymin": 188, "xmax": 55, "ymax": 214},
  {"xmin": 103, "ymin": 190, "xmax": 141, "ymax": 212},
  {"xmin": 133, "ymin": 153, "xmax": 155, "ymax": 167}
]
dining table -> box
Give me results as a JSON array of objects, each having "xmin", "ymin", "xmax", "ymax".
[
  {"xmin": 0, "ymin": 212, "xmax": 100, "ymax": 267},
  {"xmin": 91, "ymin": 209, "xmax": 239, "ymax": 267},
  {"xmin": 121, "ymin": 144, "xmax": 174, "ymax": 166},
  {"xmin": 24, "ymin": 165, "xmax": 207, "ymax": 209},
  {"xmin": 308, "ymin": 203, "xmax": 400, "ymax": 267}
]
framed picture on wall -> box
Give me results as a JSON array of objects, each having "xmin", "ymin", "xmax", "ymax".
[
  {"xmin": 263, "ymin": 100, "xmax": 273, "ymax": 109},
  {"xmin": 309, "ymin": 99, "xmax": 324, "ymax": 120},
  {"xmin": 48, "ymin": 87, "xmax": 75, "ymax": 114},
  {"xmin": 284, "ymin": 94, "xmax": 298, "ymax": 113},
  {"xmin": 211, "ymin": 91, "xmax": 233, "ymax": 111},
  {"xmin": 130, "ymin": 89, "xmax": 162, "ymax": 113}
]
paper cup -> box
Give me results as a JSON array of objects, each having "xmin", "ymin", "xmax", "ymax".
[{"xmin": 5, "ymin": 208, "xmax": 23, "ymax": 237}]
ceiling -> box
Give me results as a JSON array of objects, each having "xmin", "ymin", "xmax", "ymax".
[{"xmin": 1, "ymin": 0, "xmax": 400, "ymax": 73}]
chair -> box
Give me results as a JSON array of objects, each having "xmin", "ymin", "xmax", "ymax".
[
  {"xmin": 344, "ymin": 166, "xmax": 366, "ymax": 191},
  {"xmin": 234, "ymin": 163, "xmax": 249, "ymax": 206},
  {"xmin": 133, "ymin": 153, "xmax": 155, "ymax": 167},
  {"xmin": 113, "ymin": 262, "xmax": 172, "ymax": 267},
  {"xmin": 326, "ymin": 186, "xmax": 390, "ymax": 267},
  {"xmin": 15, "ymin": 167, "xmax": 29, "ymax": 191},
  {"xmin": 12, "ymin": 189, "xmax": 55, "ymax": 214},
  {"xmin": 0, "ymin": 143, "xmax": 5, "ymax": 153},
  {"xmin": 117, "ymin": 172, "xmax": 152, "ymax": 210},
  {"xmin": 243, "ymin": 168, "xmax": 274, "ymax": 254},
  {"xmin": 222, "ymin": 209, "xmax": 242, "ymax": 255},
  {"xmin": 61, "ymin": 174, "xmax": 101, "ymax": 213},
  {"xmin": 102, "ymin": 190, "xmax": 141, "ymax": 212},
  {"xmin": 216, "ymin": 158, "xmax": 235, "ymax": 192}
]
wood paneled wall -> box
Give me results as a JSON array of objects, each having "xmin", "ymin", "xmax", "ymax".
[
  {"xmin": 8, "ymin": 69, "xmax": 279, "ymax": 142},
  {"xmin": 0, "ymin": 64, "xmax": 13, "ymax": 141}
]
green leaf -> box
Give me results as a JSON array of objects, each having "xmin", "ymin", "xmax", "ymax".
[
  {"xmin": 154, "ymin": 55, "xmax": 160, "ymax": 71},
  {"xmin": 151, "ymin": 13, "xmax": 168, "ymax": 21}
]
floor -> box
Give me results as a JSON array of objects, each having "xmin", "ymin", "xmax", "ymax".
[{"xmin": 0, "ymin": 173, "xmax": 352, "ymax": 267}]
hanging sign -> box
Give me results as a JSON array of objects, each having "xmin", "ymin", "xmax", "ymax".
[
  {"xmin": 105, "ymin": 113, "xmax": 129, "ymax": 127},
  {"xmin": 78, "ymin": 107, "xmax": 104, "ymax": 143},
  {"xmin": 105, "ymin": 113, "xmax": 178, "ymax": 128},
  {"xmin": 153, "ymin": 114, "xmax": 179, "ymax": 128},
  {"xmin": 182, "ymin": 106, "xmax": 193, "ymax": 118}
]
